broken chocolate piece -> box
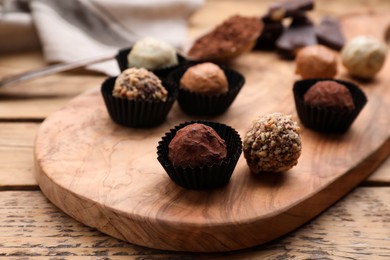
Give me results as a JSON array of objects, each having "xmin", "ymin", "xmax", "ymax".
[
  {"xmin": 315, "ymin": 16, "xmax": 345, "ymax": 51},
  {"xmin": 266, "ymin": 0, "xmax": 314, "ymax": 21},
  {"xmin": 276, "ymin": 14, "xmax": 317, "ymax": 59},
  {"xmin": 255, "ymin": 16, "xmax": 285, "ymax": 49},
  {"xmin": 385, "ymin": 23, "xmax": 390, "ymax": 44}
]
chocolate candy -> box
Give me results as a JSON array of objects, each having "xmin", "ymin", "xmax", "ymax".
[
  {"xmin": 266, "ymin": 0, "xmax": 314, "ymax": 21},
  {"xmin": 180, "ymin": 62, "xmax": 228, "ymax": 95},
  {"xmin": 341, "ymin": 36, "xmax": 387, "ymax": 79},
  {"xmin": 255, "ymin": 16, "xmax": 285, "ymax": 49},
  {"xmin": 187, "ymin": 15, "xmax": 263, "ymax": 61},
  {"xmin": 112, "ymin": 68, "xmax": 168, "ymax": 102},
  {"xmin": 295, "ymin": 44, "xmax": 338, "ymax": 79},
  {"xmin": 304, "ymin": 81, "xmax": 355, "ymax": 111},
  {"xmin": 315, "ymin": 16, "xmax": 345, "ymax": 51},
  {"xmin": 168, "ymin": 123, "xmax": 227, "ymax": 168},
  {"xmin": 243, "ymin": 113, "xmax": 302, "ymax": 173},
  {"xmin": 276, "ymin": 14, "xmax": 317, "ymax": 59},
  {"xmin": 385, "ymin": 23, "xmax": 390, "ymax": 44}
]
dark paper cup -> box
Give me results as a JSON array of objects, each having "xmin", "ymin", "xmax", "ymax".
[
  {"xmin": 293, "ymin": 78, "xmax": 367, "ymax": 133},
  {"xmin": 101, "ymin": 77, "xmax": 178, "ymax": 128},
  {"xmin": 168, "ymin": 65, "xmax": 245, "ymax": 116},
  {"xmin": 157, "ymin": 120, "xmax": 242, "ymax": 190},
  {"xmin": 115, "ymin": 47, "xmax": 187, "ymax": 79}
]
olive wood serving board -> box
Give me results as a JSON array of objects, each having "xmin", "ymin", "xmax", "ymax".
[{"xmin": 34, "ymin": 12, "xmax": 390, "ymax": 252}]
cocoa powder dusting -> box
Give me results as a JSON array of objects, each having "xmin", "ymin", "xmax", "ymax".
[{"xmin": 188, "ymin": 15, "xmax": 263, "ymax": 60}]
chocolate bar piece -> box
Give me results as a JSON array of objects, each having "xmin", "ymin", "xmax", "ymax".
[
  {"xmin": 255, "ymin": 16, "xmax": 284, "ymax": 49},
  {"xmin": 385, "ymin": 23, "xmax": 390, "ymax": 44},
  {"xmin": 315, "ymin": 16, "xmax": 345, "ymax": 51},
  {"xmin": 266, "ymin": 0, "xmax": 314, "ymax": 21},
  {"xmin": 276, "ymin": 14, "xmax": 317, "ymax": 59}
]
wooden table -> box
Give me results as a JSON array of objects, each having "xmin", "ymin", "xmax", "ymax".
[{"xmin": 1, "ymin": 0, "xmax": 389, "ymax": 258}]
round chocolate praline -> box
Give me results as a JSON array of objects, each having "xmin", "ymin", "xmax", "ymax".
[
  {"xmin": 112, "ymin": 68, "xmax": 167, "ymax": 102},
  {"xmin": 303, "ymin": 80, "xmax": 355, "ymax": 111},
  {"xmin": 295, "ymin": 45, "xmax": 338, "ymax": 79},
  {"xmin": 168, "ymin": 123, "xmax": 227, "ymax": 168},
  {"xmin": 243, "ymin": 113, "xmax": 302, "ymax": 173},
  {"xmin": 180, "ymin": 62, "xmax": 228, "ymax": 95}
]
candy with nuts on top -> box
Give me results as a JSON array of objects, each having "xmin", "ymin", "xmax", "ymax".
[
  {"xmin": 112, "ymin": 68, "xmax": 168, "ymax": 102},
  {"xmin": 243, "ymin": 113, "xmax": 302, "ymax": 173}
]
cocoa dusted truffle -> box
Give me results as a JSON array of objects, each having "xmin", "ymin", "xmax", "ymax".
[
  {"xmin": 295, "ymin": 45, "xmax": 338, "ymax": 79},
  {"xmin": 168, "ymin": 123, "xmax": 227, "ymax": 168},
  {"xmin": 112, "ymin": 68, "xmax": 168, "ymax": 102},
  {"xmin": 243, "ymin": 113, "xmax": 302, "ymax": 173},
  {"xmin": 180, "ymin": 63, "xmax": 229, "ymax": 95},
  {"xmin": 304, "ymin": 80, "xmax": 355, "ymax": 111},
  {"xmin": 187, "ymin": 15, "xmax": 263, "ymax": 61}
]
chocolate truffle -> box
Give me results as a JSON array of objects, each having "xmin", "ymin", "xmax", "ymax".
[
  {"xmin": 243, "ymin": 113, "xmax": 302, "ymax": 173},
  {"xmin": 127, "ymin": 37, "xmax": 178, "ymax": 70},
  {"xmin": 168, "ymin": 123, "xmax": 227, "ymax": 168},
  {"xmin": 112, "ymin": 68, "xmax": 168, "ymax": 101},
  {"xmin": 295, "ymin": 44, "xmax": 338, "ymax": 79},
  {"xmin": 180, "ymin": 63, "xmax": 229, "ymax": 95},
  {"xmin": 304, "ymin": 80, "xmax": 355, "ymax": 111},
  {"xmin": 341, "ymin": 36, "xmax": 387, "ymax": 79}
]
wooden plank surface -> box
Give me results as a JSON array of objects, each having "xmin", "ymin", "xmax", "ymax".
[
  {"xmin": 0, "ymin": 188, "xmax": 389, "ymax": 258},
  {"xmin": 0, "ymin": 0, "xmax": 389, "ymax": 257}
]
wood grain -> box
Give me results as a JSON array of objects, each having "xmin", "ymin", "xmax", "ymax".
[
  {"xmin": 1, "ymin": 0, "xmax": 390, "ymax": 257},
  {"xmin": 0, "ymin": 123, "xmax": 38, "ymax": 189},
  {"xmin": 0, "ymin": 120, "xmax": 387, "ymax": 191},
  {"xmin": 34, "ymin": 11, "xmax": 390, "ymax": 252},
  {"xmin": 0, "ymin": 188, "xmax": 388, "ymax": 258}
]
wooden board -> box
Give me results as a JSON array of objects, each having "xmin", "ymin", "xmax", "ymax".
[{"xmin": 34, "ymin": 12, "xmax": 390, "ymax": 252}]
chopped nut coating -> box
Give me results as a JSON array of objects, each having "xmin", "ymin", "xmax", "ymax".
[
  {"xmin": 243, "ymin": 113, "xmax": 302, "ymax": 173},
  {"xmin": 113, "ymin": 68, "xmax": 167, "ymax": 102}
]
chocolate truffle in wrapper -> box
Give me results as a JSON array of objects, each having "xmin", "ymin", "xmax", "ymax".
[
  {"xmin": 180, "ymin": 62, "xmax": 228, "ymax": 95},
  {"xmin": 293, "ymin": 78, "xmax": 367, "ymax": 133},
  {"xmin": 102, "ymin": 68, "xmax": 177, "ymax": 128},
  {"xmin": 303, "ymin": 80, "xmax": 355, "ymax": 111},
  {"xmin": 243, "ymin": 113, "xmax": 302, "ymax": 173},
  {"xmin": 157, "ymin": 120, "xmax": 242, "ymax": 190},
  {"xmin": 113, "ymin": 68, "xmax": 167, "ymax": 102},
  {"xmin": 168, "ymin": 123, "xmax": 227, "ymax": 168}
]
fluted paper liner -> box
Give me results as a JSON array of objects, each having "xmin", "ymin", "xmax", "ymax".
[
  {"xmin": 293, "ymin": 78, "xmax": 367, "ymax": 133},
  {"xmin": 168, "ymin": 65, "xmax": 245, "ymax": 116},
  {"xmin": 157, "ymin": 120, "xmax": 242, "ymax": 190},
  {"xmin": 101, "ymin": 77, "xmax": 177, "ymax": 128}
]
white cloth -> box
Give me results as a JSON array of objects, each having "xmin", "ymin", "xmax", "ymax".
[{"xmin": 0, "ymin": 0, "xmax": 203, "ymax": 76}]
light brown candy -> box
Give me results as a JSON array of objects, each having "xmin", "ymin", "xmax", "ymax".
[{"xmin": 295, "ymin": 45, "xmax": 338, "ymax": 79}]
